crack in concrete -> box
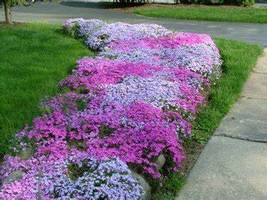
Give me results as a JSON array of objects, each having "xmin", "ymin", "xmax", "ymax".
[
  {"xmin": 215, "ymin": 134, "xmax": 267, "ymax": 144},
  {"xmin": 252, "ymin": 70, "xmax": 267, "ymax": 74},
  {"xmin": 236, "ymin": 118, "xmax": 267, "ymax": 124},
  {"xmin": 241, "ymin": 95, "xmax": 267, "ymax": 101}
]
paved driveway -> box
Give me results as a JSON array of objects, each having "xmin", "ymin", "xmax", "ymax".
[{"xmin": 1, "ymin": 2, "xmax": 267, "ymax": 46}]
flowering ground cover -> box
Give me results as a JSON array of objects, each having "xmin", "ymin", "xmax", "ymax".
[{"xmin": 0, "ymin": 20, "xmax": 262, "ymax": 199}]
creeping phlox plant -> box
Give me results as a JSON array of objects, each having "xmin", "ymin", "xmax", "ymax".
[
  {"xmin": 0, "ymin": 151, "xmax": 144, "ymax": 199},
  {"xmin": 63, "ymin": 18, "xmax": 171, "ymax": 50},
  {"xmin": 16, "ymin": 97, "xmax": 187, "ymax": 178},
  {"xmin": 60, "ymin": 58, "xmax": 208, "ymax": 115},
  {"xmin": 0, "ymin": 18, "xmax": 222, "ymax": 199},
  {"xmin": 101, "ymin": 33, "xmax": 221, "ymax": 78}
]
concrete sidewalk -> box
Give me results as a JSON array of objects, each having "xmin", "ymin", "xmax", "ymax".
[{"xmin": 176, "ymin": 49, "xmax": 267, "ymax": 200}]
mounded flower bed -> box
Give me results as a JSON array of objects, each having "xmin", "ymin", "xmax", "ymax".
[{"xmin": 0, "ymin": 19, "xmax": 222, "ymax": 199}]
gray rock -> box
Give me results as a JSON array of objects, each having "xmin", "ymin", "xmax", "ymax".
[
  {"xmin": 3, "ymin": 170, "xmax": 24, "ymax": 184},
  {"xmin": 131, "ymin": 171, "xmax": 151, "ymax": 200},
  {"xmin": 155, "ymin": 154, "xmax": 166, "ymax": 170},
  {"xmin": 18, "ymin": 147, "xmax": 34, "ymax": 160},
  {"xmin": 129, "ymin": 154, "xmax": 166, "ymax": 200}
]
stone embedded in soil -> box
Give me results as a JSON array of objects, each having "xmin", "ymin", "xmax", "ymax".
[
  {"xmin": 18, "ymin": 147, "xmax": 34, "ymax": 160},
  {"xmin": 3, "ymin": 170, "xmax": 24, "ymax": 184},
  {"xmin": 131, "ymin": 171, "xmax": 151, "ymax": 200},
  {"xmin": 155, "ymin": 154, "xmax": 166, "ymax": 170}
]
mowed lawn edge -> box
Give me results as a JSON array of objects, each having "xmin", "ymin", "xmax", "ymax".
[
  {"xmin": 0, "ymin": 23, "xmax": 93, "ymax": 160},
  {"xmin": 152, "ymin": 38, "xmax": 263, "ymax": 199},
  {"xmin": 133, "ymin": 5, "xmax": 267, "ymax": 24}
]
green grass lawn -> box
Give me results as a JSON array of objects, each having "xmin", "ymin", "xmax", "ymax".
[
  {"xmin": 153, "ymin": 39, "xmax": 262, "ymax": 199},
  {"xmin": 0, "ymin": 24, "xmax": 93, "ymax": 159},
  {"xmin": 133, "ymin": 5, "xmax": 267, "ymax": 23}
]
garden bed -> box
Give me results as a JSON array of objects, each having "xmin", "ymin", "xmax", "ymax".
[{"xmin": 0, "ymin": 21, "xmax": 262, "ymax": 199}]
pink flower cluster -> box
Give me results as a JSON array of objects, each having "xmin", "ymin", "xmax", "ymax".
[
  {"xmin": 60, "ymin": 58, "xmax": 208, "ymax": 115},
  {"xmin": 19, "ymin": 100, "xmax": 187, "ymax": 178},
  {"xmin": 101, "ymin": 32, "xmax": 221, "ymax": 78},
  {"xmin": 0, "ymin": 19, "xmax": 222, "ymax": 199}
]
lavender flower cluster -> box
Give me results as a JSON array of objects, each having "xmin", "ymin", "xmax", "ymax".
[
  {"xmin": 0, "ymin": 152, "xmax": 143, "ymax": 199},
  {"xmin": 60, "ymin": 58, "xmax": 207, "ymax": 115},
  {"xmin": 101, "ymin": 33, "xmax": 222, "ymax": 78},
  {"xmin": 54, "ymin": 156, "xmax": 144, "ymax": 200},
  {"xmin": 0, "ymin": 19, "xmax": 222, "ymax": 199},
  {"xmin": 64, "ymin": 18, "xmax": 171, "ymax": 50}
]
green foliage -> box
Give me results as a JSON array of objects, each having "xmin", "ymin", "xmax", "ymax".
[
  {"xmin": 152, "ymin": 174, "xmax": 185, "ymax": 199},
  {"xmin": 223, "ymin": 0, "xmax": 255, "ymax": 6},
  {"xmin": 188, "ymin": 0, "xmax": 225, "ymax": 5},
  {"xmin": 63, "ymin": 24, "xmax": 80, "ymax": 38},
  {"xmin": 2, "ymin": 0, "xmax": 25, "ymax": 7},
  {"xmin": 68, "ymin": 140, "xmax": 87, "ymax": 150},
  {"xmin": 99, "ymin": 125, "xmax": 115, "ymax": 138},
  {"xmin": 68, "ymin": 163, "xmax": 94, "ymax": 181},
  {"xmin": 241, "ymin": 0, "xmax": 255, "ymax": 6},
  {"xmin": 76, "ymin": 99, "xmax": 87, "ymax": 111}
]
